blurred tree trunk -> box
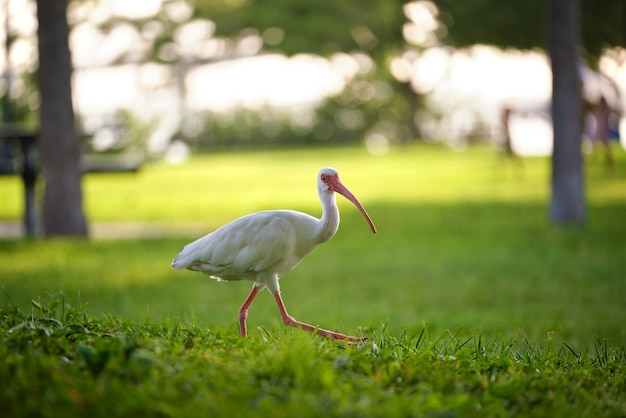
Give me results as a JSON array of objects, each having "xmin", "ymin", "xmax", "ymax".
[
  {"xmin": 547, "ymin": 0, "xmax": 585, "ymax": 224},
  {"xmin": 36, "ymin": 0, "xmax": 88, "ymax": 237}
]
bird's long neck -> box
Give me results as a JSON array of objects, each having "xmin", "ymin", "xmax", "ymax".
[{"xmin": 316, "ymin": 191, "xmax": 340, "ymax": 243}]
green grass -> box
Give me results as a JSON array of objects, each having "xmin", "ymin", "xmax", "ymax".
[
  {"xmin": 1, "ymin": 143, "xmax": 626, "ymax": 416},
  {"xmin": 1, "ymin": 295, "xmax": 625, "ymax": 417}
]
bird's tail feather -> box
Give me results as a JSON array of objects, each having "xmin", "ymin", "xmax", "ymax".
[
  {"xmin": 170, "ymin": 255, "xmax": 187, "ymax": 270},
  {"xmin": 170, "ymin": 245, "xmax": 195, "ymax": 270},
  {"xmin": 170, "ymin": 236, "xmax": 208, "ymax": 270}
]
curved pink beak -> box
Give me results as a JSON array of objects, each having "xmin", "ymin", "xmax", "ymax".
[{"xmin": 329, "ymin": 177, "xmax": 377, "ymax": 234}]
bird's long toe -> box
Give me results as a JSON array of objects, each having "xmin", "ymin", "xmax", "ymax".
[{"xmin": 325, "ymin": 330, "xmax": 368, "ymax": 344}]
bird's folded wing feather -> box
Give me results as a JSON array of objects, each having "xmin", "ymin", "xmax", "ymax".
[{"xmin": 171, "ymin": 212, "xmax": 295, "ymax": 279}]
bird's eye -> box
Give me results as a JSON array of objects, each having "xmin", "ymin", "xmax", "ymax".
[{"xmin": 321, "ymin": 175, "xmax": 327, "ymax": 182}]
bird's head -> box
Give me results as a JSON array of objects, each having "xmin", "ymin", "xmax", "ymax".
[
  {"xmin": 317, "ymin": 167, "xmax": 377, "ymax": 234},
  {"xmin": 318, "ymin": 167, "xmax": 340, "ymax": 193}
]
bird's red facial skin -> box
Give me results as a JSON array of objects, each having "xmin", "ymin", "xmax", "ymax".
[{"xmin": 321, "ymin": 173, "xmax": 339, "ymax": 189}]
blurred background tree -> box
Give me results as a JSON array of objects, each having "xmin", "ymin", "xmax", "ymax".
[
  {"xmin": 37, "ymin": 0, "xmax": 88, "ymax": 236},
  {"xmin": 199, "ymin": 0, "xmax": 420, "ymax": 144},
  {"xmin": 430, "ymin": 0, "xmax": 625, "ymax": 224},
  {"xmin": 429, "ymin": 0, "xmax": 624, "ymax": 63}
]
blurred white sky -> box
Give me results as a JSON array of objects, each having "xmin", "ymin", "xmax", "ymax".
[{"xmin": 2, "ymin": 0, "xmax": 626, "ymax": 156}]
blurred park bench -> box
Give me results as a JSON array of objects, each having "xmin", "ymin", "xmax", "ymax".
[{"xmin": 0, "ymin": 129, "xmax": 143, "ymax": 236}]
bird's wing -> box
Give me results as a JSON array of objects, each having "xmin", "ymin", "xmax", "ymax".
[{"xmin": 171, "ymin": 211, "xmax": 297, "ymax": 279}]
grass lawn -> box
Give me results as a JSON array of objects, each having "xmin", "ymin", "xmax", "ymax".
[{"xmin": 1, "ymin": 143, "xmax": 625, "ymax": 416}]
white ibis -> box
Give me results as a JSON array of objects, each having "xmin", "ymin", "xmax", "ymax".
[{"xmin": 171, "ymin": 167, "xmax": 377, "ymax": 342}]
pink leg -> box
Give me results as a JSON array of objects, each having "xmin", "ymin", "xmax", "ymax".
[
  {"xmin": 273, "ymin": 292, "xmax": 366, "ymax": 343},
  {"xmin": 238, "ymin": 285, "xmax": 261, "ymax": 337}
]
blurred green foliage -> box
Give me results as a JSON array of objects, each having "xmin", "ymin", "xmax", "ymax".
[
  {"xmin": 432, "ymin": 0, "xmax": 626, "ymax": 64},
  {"xmin": 2, "ymin": 0, "xmax": 624, "ymax": 151}
]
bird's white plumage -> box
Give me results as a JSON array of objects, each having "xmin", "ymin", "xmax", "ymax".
[
  {"xmin": 170, "ymin": 167, "xmax": 376, "ymax": 341},
  {"xmin": 171, "ymin": 209, "xmax": 324, "ymax": 292}
]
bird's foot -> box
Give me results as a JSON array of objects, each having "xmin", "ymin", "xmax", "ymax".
[
  {"xmin": 317, "ymin": 329, "xmax": 368, "ymax": 346},
  {"xmin": 282, "ymin": 316, "xmax": 367, "ymax": 345}
]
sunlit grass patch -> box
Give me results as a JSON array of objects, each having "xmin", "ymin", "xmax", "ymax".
[{"xmin": 1, "ymin": 144, "xmax": 626, "ymax": 346}]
